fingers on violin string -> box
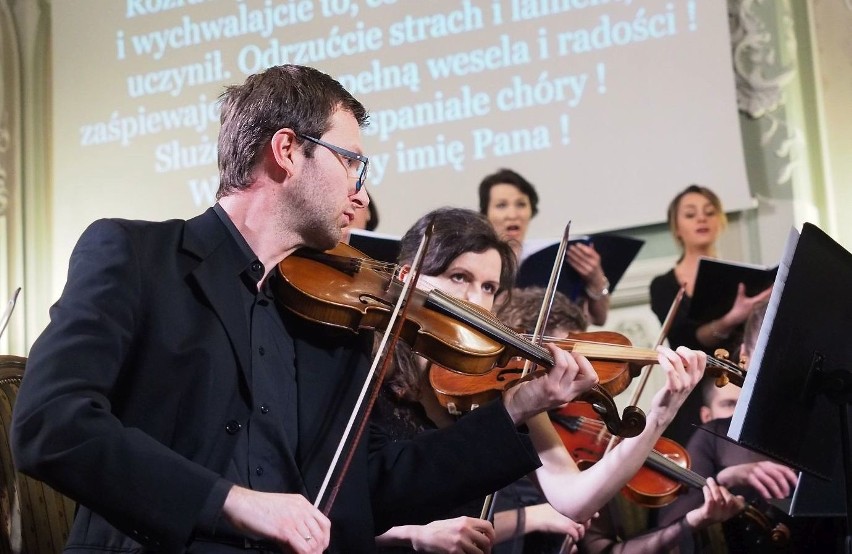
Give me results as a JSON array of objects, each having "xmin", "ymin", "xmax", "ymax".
[
  {"xmin": 568, "ymin": 349, "xmax": 593, "ymax": 371},
  {"xmin": 655, "ymin": 345, "xmax": 676, "ymax": 370},
  {"xmin": 719, "ymin": 484, "xmax": 735, "ymax": 505},
  {"xmin": 677, "ymin": 345, "xmax": 705, "ymax": 378},
  {"xmin": 673, "ymin": 346, "xmax": 701, "ymax": 390},
  {"xmin": 547, "ymin": 343, "xmax": 577, "ymax": 380},
  {"xmin": 656, "ymin": 347, "xmax": 684, "ymax": 391},
  {"xmin": 704, "ymin": 477, "xmax": 723, "ymax": 504},
  {"xmin": 576, "ymin": 355, "xmax": 600, "ymax": 386}
]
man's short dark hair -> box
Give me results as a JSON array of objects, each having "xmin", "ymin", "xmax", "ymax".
[{"xmin": 216, "ymin": 65, "xmax": 368, "ymax": 199}]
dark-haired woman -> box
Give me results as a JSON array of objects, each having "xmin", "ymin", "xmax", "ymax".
[
  {"xmin": 478, "ymin": 169, "xmax": 610, "ymax": 326},
  {"xmin": 373, "ymin": 207, "xmax": 711, "ymax": 553}
]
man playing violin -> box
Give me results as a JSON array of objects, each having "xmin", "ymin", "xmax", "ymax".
[
  {"xmin": 12, "ymin": 65, "xmax": 602, "ymax": 553},
  {"xmin": 372, "ymin": 208, "xmax": 718, "ymax": 553}
]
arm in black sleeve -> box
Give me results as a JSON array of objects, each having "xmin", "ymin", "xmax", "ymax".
[
  {"xmin": 11, "ymin": 220, "xmax": 224, "ymax": 549},
  {"xmin": 368, "ymin": 400, "xmax": 540, "ymax": 532}
]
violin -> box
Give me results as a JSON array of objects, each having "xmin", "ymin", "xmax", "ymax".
[
  {"xmin": 274, "ymin": 242, "xmax": 643, "ymax": 438},
  {"xmin": 537, "ymin": 335, "xmax": 748, "ymax": 388},
  {"xmin": 549, "ymin": 403, "xmax": 689, "ymax": 507},
  {"xmin": 549, "ymin": 403, "xmax": 791, "ymax": 547},
  {"xmin": 430, "ymin": 331, "xmax": 644, "ymax": 409},
  {"xmin": 428, "ymin": 330, "xmax": 747, "ymax": 416}
]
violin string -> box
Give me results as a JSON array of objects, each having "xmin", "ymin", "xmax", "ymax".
[
  {"xmin": 564, "ymin": 415, "xmax": 612, "ymax": 438},
  {"xmin": 564, "ymin": 416, "xmax": 703, "ymax": 485},
  {"xmin": 359, "ymin": 259, "xmax": 400, "ymax": 275},
  {"xmin": 521, "ymin": 334, "xmax": 641, "ymax": 350},
  {"xmin": 429, "ymin": 290, "xmax": 554, "ymax": 365},
  {"xmin": 706, "ymin": 356, "xmax": 746, "ymax": 381},
  {"xmin": 521, "ymin": 334, "xmax": 661, "ymax": 363}
]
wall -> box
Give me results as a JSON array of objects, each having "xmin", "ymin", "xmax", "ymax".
[{"xmin": 0, "ymin": 0, "xmax": 51, "ymax": 356}]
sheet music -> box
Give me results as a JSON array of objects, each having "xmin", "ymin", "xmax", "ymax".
[
  {"xmin": 348, "ymin": 228, "xmax": 402, "ymax": 242},
  {"xmin": 728, "ymin": 228, "xmax": 800, "ymax": 440}
]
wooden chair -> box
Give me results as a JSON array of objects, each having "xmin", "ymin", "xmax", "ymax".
[{"xmin": 0, "ymin": 355, "xmax": 75, "ymax": 553}]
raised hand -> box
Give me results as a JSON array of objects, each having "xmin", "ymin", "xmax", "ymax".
[
  {"xmin": 565, "ymin": 242, "xmax": 605, "ymax": 291},
  {"xmin": 647, "ymin": 346, "xmax": 706, "ymax": 428},
  {"xmin": 724, "ymin": 283, "xmax": 773, "ymax": 329}
]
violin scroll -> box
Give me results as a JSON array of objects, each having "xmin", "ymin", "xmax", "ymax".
[
  {"xmin": 574, "ymin": 386, "xmax": 646, "ymax": 438},
  {"xmin": 739, "ymin": 503, "xmax": 792, "ymax": 548},
  {"xmin": 712, "ymin": 352, "xmax": 731, "ymax": 387},
  {"xmin": 711, "ymin": 348, "xmax": 748, "ymax": 388},
  {"xmin": 769, "ymin": 522, "xmax": 792, "ymax": 547}
]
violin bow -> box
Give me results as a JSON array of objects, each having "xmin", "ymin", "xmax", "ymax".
[
  {"xmin": 479, "ymin": 223, "xmax": 574, "ymax": 522},
  {"xmin": 525, "ymin": 222, "xmax": 573, "ymax": 370},
  {"xmin": 0, "ymin": 287, "xmax": 21, "ymax": 342},
  {"xmin": 559, "ymin": 289, "xmax": 686, "ymax": 554},
  {"xmin": 602, "ymin": 285, "xmax": 685, "ymax": 456},
  {"xmin": 314, "ymin": 225, "xmax": 434, "ymax": 515}
]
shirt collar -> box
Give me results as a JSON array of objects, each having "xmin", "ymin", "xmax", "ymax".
[{"xmin": 213, "ymin": 202, "xmax": 266, "ymax": 288}]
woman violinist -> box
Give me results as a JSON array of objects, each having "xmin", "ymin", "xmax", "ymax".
[
  {"xmin": 370, "ymin": 208, "xmax": 711, "ymax": 553},
  {"xmin": 492, "ymin": 287, "xmax": 745, "ymax": 554}
]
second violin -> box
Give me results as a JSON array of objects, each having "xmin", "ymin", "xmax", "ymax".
[{"xmin": 549, "ymin": 403, "xmax": 791, "ymax": 548}]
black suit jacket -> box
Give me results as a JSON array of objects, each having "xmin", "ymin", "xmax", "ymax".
[{"xmin": 11, "ymin": 208, "xmax": 539, "ymax": 552}]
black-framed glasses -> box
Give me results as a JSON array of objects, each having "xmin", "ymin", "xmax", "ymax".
[{"xmin": 297, "ymin": 134, "xmax": 369, "ymax": 192}]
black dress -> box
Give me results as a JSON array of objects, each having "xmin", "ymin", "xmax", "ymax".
[
  {"xmin": 371, "ymin": 383, "xmax": 492, "ymax": 552},
  {"xmin": 649, "ymin": 269, "xmax": 742, "ymax": 446}
]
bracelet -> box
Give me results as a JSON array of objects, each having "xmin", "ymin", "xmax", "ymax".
[{"xmin": 585, "ymin": 277, "xmax": 610, "ymax": 300}]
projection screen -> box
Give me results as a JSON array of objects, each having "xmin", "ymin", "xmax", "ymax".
[{"xmin": 50, "ymin": 0, "xmax": 751, "ymax": 295}]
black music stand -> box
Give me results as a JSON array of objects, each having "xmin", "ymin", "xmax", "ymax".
[{"xmin": 727, "ymin": 223, "xmax": 852, "ymax": 552}]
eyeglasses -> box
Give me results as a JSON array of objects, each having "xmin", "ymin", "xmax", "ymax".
[{"xmin": 297, "ymin": 134, "xmax": 369, "ymax": 192}]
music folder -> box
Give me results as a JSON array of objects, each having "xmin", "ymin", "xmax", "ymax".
[
  {"xmin": 347, "ymin": 229, "xmax": 401, "ymax": 264},
  {"xmin": 515, "ymin": 234, "xmax": 644, "ymax": 301},
  {"xmin": 687, "ymin": 257, "xmax": 778, "ymax": 322}
]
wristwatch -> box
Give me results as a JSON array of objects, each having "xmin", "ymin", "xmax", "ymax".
[{"xmin": 585, "ymin": 277, "xmax": 610, "ymax": 300}]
